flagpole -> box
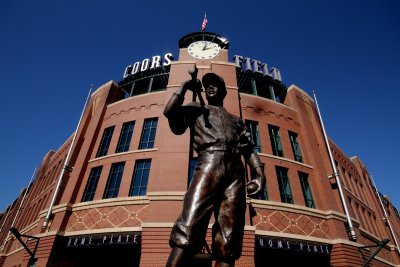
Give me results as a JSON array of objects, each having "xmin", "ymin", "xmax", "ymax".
[
  {"xmin": 312, "ymin": 90, "xmax": 357, "ymax": 241},
  {"xmin": 42, "ymin": 86, "xmax": 92, "ymax": 231}
]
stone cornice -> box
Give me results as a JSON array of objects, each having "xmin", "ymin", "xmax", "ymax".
[
  {"xmin": 88, "ymin": 148, "xmax": 158, "ymax": 163},
  {"xmin": 250, "ymin": 199, "xmax": 348, "ymax": 222}
]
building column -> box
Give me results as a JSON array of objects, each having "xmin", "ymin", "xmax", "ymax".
[{"xmin": 330, "ymin": 243, "xmax": 360, "ymax": 267}]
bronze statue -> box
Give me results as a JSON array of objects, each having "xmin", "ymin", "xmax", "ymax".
[{"xmin": 164, "ymin": 67, "xmax": 266, "ymax": 267}]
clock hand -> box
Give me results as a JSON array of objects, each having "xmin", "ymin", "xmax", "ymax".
[{"xmin": 202, "ymin": 43, "xmax": 208, "ymax": 50}]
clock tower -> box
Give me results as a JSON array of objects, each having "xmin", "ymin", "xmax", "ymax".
[{"xmin": 178, "ymin": 32, "xmax": 230, "ymax": 62}]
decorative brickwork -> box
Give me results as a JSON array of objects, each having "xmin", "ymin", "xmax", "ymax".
[
  {"xmin": 66, "ymin": 204, "xmax": 148, "ymax": 231},
  {"xmin": 103, "ymin": 103, "xmax": 165, "ymax": 121},
  {"xmin": 254, "ymin": 209, "xmax": 332, "ymax": 239},
  {"xmin": 242, "ymin": 106, "xmax": 301, "ymax": 127}
]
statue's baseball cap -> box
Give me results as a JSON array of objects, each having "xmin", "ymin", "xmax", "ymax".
[{"xmin": 202, "ymin": 73, "xmax": 226, "ymax": 93}]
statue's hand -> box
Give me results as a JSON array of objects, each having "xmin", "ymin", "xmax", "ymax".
[
  {"xmin": 181, "ymin": 78, "xmax": 202, "ymax": 94},
  {"xmin": 246, "ymin": 173, "xmax": 266, "ymax": 196}
]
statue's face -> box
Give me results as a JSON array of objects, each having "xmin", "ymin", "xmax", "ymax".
[{"xmin": 205, "ymin": 83, "xmax": 225, "ymax": 105}]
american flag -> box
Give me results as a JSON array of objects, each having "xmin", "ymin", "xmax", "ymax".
[{"xmin": 201, "ymin": 14, "xmax": 207, "ymax": 32}]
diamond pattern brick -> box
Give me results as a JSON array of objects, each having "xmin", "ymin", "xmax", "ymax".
[
  {"xmin": 66, "ymin": 204, "xmax": 149, "ymax": 231},
  {"xmin": 254, "ymin": 208, "xmax": 332, "ymax": 239}
]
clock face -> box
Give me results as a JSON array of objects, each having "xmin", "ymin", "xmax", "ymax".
[{"xmin": 188, "ymin": 41, "xmax": 221, "ymax": 59}]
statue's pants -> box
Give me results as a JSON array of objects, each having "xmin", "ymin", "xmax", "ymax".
[{"xmin": 169, "ymin": 150, "xmax": 246, "ymax": 262}]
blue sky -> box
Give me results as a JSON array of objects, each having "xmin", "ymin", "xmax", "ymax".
[{"xmin": 0, "ymin": 0, "xmax": 399, "ymax": 211}]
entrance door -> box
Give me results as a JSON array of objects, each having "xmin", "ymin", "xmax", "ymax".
[
  {"xmin": 255, "ymin": 248, "xmax": 331, "ymax": 267},
  {"xmin": 65, "ymin": 244, "xmax": 140, "ymax": 267}
]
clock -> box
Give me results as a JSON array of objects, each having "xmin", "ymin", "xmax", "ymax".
[{"xmin": 188, "ymin": 40, "xmax": 221, "ymax": 59}]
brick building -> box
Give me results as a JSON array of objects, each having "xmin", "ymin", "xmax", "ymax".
[{"xmin": 0, "ymin": 32, "xmax": 399, "ymax": 267}]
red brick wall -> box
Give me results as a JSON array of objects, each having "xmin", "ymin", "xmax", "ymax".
[{"xmin": 140, "ymin": 227, "xmax": 171, "ymax": 267}]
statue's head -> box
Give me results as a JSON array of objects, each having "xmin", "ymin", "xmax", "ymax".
[{"xmin": 202, "ymin": 73, "xmax": 227, "ymax": 106}]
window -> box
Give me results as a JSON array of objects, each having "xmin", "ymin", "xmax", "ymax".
[
  {"xmin": 82, "ymin": 166, "xmax": 103, "ymax": 202},
  {"xmin": 255, "ymin": 78, "xmax": 274, "ymax": 100},
  {"xmin": 116, "ymin": 121, "xmax": 135, "ymax": 153},
  {"xmin": 96, "ymin": 126, "xmax": 115, "ymax": 157},
  {"xmin": 341, "ymin": 167, "xmax": 350, "ymax": 190},
  {"xmin": 347, "ymin": 196, "xmax": 355, "ymax": 216},
  {"xmin": 289, "ymin": 131, "xmax": 303, "ymax": 162},
  {"xmin": 130, "ymin": 159, "xmax": 151, "ymax": 196},
  {"xmin": 150, "ymin": 74, "xmax": 169, "ymax": 92},
  {"xmin": 299, "ymin": 172, "xmax": 315, "ymax": 208},
  {"xmin": 276, "ymin": 167, "xmax": 293, "ymax": 204},
  {"xmin": 268, "ymin": 125, "xmax": 284, "ymax": 157},
  {"xmin": 131, "ymin": 78, "xmax": 150, "ymax": 96},
  {"xmin": 120, "ymin": 68, "xmax": 170, "ymax": 99},
  {"xmin": 139, "ymin": 118, "xmax": 158, "ymax": 149},
  {"xmin": 103, "ymin": 162, "xmax": 125, "ymax": 199},
  {"xmin": 355, "ymin": 202, "xmax": 365, "ymax": 226},
  {"xmin": 245, "ymin": 120, "xmax": 261, "ymax": 153},
  {"xmin": 236, "ymin": 68, "xmax": 286, "ymax": 103},
  {"xmin": 237, "ymin": 74, "xmax": 254, "ymax": 95},
  {"xmin": 188, "ymin": 157, "xmax": 198, "ymax": 187}
]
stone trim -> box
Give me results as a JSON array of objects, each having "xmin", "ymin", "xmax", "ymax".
[
  {"xmin": 92, "ymin": 80, "xmax": 117, "ymax": 96},
  {"xmin": 250, "ymin": 200, "xmax": 349, "ymax": 222},
  {"xmin": 88, "ymin": 149, "xmax": 158, "ymax": 163},
  {"xmin": 41, "ymin": 197, "xmax": 151, "ymax": 216},
  {"xmin": 19, "ymin": 220, "xmax": 39, "ymax": 234},
  {"xmin": 147, "ymin": 192, "xmax": 185, "ymax": 201},
  {"xmin": 257, "ymin": 153, "xmax": 314, "ymax": 169},
  {"xmin": 170, "ymin": 60, "xmax": 196, "ymax": 65},
  {"xmin": 63, "ymin": 227, "xmax": 142, "ymax": 236},
  {"xmin": 107, "ymin": 91, "xmax": 166, "ymax": 108},
  {"xmin": 240, "ymin": 92, "xmax": 298, "ymax": 112},
  {"xmin": 141, "ymin": 222, "xmax": 174, "ymax": 228},
  {"xmin": 5, "ymin": 246, "xmax": 24, "ymax": 257}
]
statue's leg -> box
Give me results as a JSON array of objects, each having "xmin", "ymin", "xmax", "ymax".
[
  {"xmin": 166, "ymin": 247, "xmax": 190, "ymax": 267},
  {"xmin": 212, "ymin": 158, "xmax": 246, "ymax": 265},
  {"xmin": 168, "ymin": 152, "xmax": 223, "ymax": 265}
]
